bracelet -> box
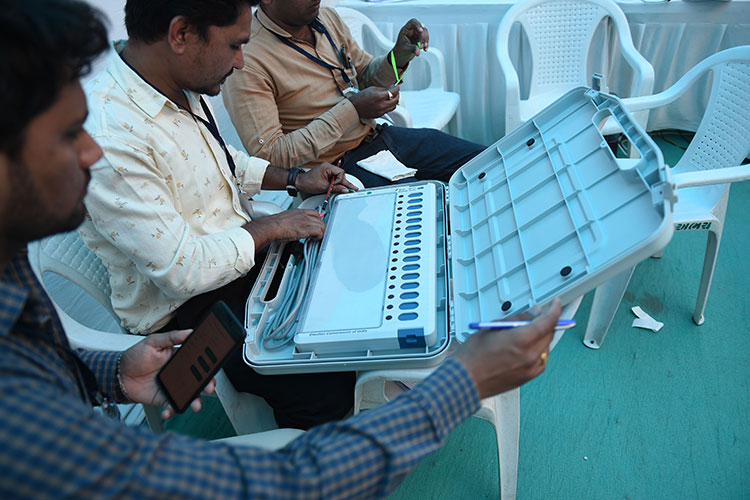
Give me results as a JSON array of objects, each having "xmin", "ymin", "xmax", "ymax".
[
  {"xmin": 286, "ymin": 167, "xmax": 302, "ymax": 197},
  {"xmin": 115, "ymin": 352, "xmax": 131, "ymax": 402}
]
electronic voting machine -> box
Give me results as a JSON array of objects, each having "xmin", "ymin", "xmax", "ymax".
[{"xmin": 242, "ymin": 88, "xmax": 676, "ymax": 374}]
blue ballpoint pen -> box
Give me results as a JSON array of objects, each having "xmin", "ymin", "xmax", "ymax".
[{"xmin": 469, "ymin": 319, "xmax": 576, "ymax": 330}]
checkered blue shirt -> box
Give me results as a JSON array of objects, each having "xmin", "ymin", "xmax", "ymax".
[{"xmin": 0, "ymin": 250, "xmax": 480, "ymax": 499}]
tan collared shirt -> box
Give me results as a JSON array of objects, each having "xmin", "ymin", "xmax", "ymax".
[
  {"xmin": 222, "ymin": 7, "xmax": 401, "ymax": 169},
  {"xmin": 80, "ymin": 42, "xmax": 270, "ymax": 333}
]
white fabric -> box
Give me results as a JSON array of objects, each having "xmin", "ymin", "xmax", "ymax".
[
  {"xmin": 81, "ymin": 43, "xmax": 270, "ymax": 333},
  {"xmin": 340, "ymin": 0, "xmax": 750, "ymax": 144},
  {"xmin": 357, "ymin": 150, "xmax": 417, "ymax": 181}
]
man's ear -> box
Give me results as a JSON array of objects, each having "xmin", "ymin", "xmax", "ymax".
[{"xmin": 167, "ymin": 15, "xmax": 197, "ymax": 55}]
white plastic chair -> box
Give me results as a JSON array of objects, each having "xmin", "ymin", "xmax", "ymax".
[
  {"xmin": 354, "ymin": 297, "xmax": 582, "ymax": 500},
  {"xmin": 26, "ymin": 230, "xmax": 280, "ymax": 437},
  {"xmin": 206, "ymin": 94, "xmax": 295, "ymax": 211},
  {"xmin": 335, "ymin": 6, "xmax": 460, "ymax": 131},
  {"xmin": 496, "ymin": 0, "xmax": 654, "ymax": 136},
  {"xmin": 583, "ymin": 46, "xmax": 750, "ymax": 349}
]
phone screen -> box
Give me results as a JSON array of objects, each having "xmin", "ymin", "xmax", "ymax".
[{"xmin": 156, "ymin": 301, "xmax": 244, "ymax": 413}]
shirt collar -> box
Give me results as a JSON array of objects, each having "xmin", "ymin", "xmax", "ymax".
[
  {"xmin": 0, "ymin": 273, "xmax": 29, "ymax": 338},
  {"xmin": 105, "ymin": 40, "xmax": 203, "ymax": 120},
  {"xmin": 254, "ymin": 7, "xmax": 296, "ymax": 39}
]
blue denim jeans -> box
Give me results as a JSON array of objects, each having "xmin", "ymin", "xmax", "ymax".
[{"xmin": 339, "ymin": 125, "xmax": 485, "ymax": 188}]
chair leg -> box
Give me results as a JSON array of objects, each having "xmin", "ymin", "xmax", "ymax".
[
  {"xmin": 213, "ymin": 369, "xmax": 277, "ymax": 435},
  {"xmin": 476, "ymin": 388, "xmax": 520, "ymax": 500},
  {"xmin": 693, "ymin": 224, "xmax": 723, "ymax": 326},
  {"xmin": 143, "ymin": 404, "xmax": 164, "ymax": 433},
  {"xmin": 583, "ymin": 266, "xmax": 635, "ymax": 349}
]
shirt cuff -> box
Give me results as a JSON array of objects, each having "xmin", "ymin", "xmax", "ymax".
[
  {"xmin": 76, "ymin": 350, "xmax": 129, "ymax": 403},
  {"xmin": 404, "ymin": 358, "xmax": 481, "ymax": 441},
  {"xmin": 372, "ymin": 54, "xmax": 402, "ymax": 87},
  {"xmin": 227, "ymin": 225, "xmax": 257, "ymax": 275},
  {"xmin": 328, "ymin": 98, "xmax": 364, "ymax": 133},
  {"xmin": 234, "ymin": 152, "xmax": 269, "ymax": 198}
]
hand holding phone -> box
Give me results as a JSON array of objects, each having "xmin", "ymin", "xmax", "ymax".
[{"xmin": 156, "ymin": 301, "xmax": 245, "ymax": 414}]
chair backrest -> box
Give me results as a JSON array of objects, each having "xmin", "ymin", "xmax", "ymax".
[
  {"xmin": 497, "ymin": 0, "xmax": 653, "ymax": 135},
  {"xmin": 499, "ymin": 0, "xmax": 631, "ymax": 94},
  {"xmin": 334, "ymin": 7, "xmax": 393, "ymax": 54},
  {"xmin": 32, "ymin": 230, "xmax": 121, "ymax": 327},
  {"xmin": 677, "ymin": 51, "xmax": 750, "ymax": 174}
]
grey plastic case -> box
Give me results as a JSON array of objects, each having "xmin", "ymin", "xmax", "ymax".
[{"xmin": 242, "ymin": 87, "xmax": 675, "ymax": 374}]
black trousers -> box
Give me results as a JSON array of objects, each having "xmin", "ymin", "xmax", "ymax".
[
  {"xmin": 160, "ymin": 262, "xmax": 355, "ymax": 430},
  {"xmin": 339, "ymin": 125, "xmax": 486, "ymax": 188}
]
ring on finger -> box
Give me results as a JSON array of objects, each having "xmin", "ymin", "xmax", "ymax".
[
  {"xmin": 540, "ymin": 351, "xmax": 548, "ymax": 367},
  {"xmin": 387, "ymin": 90, "xmax": 393, "ymax": 100}
]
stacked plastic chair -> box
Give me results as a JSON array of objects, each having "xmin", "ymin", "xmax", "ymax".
[
  {"xmin": 336, "ymin": 6, "xmax": 460, "ymax": 131},
  {"xmin": 584, "ymin": 46, "xmax": 750, "ymax": 348},
  {"xmin": 497, "ymin": 0, "xmax": 654, "ymax": 136}
]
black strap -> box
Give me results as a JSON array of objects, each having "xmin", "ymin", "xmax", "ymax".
[
  {"xmin": 270, "ymin": 18, "xmax": 354, "ymax": 88},
  {"xmin": 193, "ymin": 98, "xmax": 238, "ymax": 177},
  {"xmin": 118, "ymin": 51, "xmax": 238, "ymax": 176}
]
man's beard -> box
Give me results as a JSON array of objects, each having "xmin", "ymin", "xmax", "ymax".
[{"xmin": 1, "ymin": 160, "xmax": 87, "ymax": 246}]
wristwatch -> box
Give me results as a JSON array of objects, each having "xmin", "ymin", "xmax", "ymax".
[{"xmin": 286, "ymin": 167, "xmax": 302, "ymax": 197}]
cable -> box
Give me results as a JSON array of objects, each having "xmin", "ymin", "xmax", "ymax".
[{"xmin": 259, "ymin": 205, "xmax": 330, "ymax": 350}]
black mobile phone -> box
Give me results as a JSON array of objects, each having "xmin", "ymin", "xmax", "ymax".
[{"xmin": 156, "ymin": 301, "xmax": 244, "ymax": 414}]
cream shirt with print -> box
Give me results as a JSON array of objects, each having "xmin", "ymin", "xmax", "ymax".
[{"xmin": 80, "ymin": 43, "xmax": 270, "ymax": 334}]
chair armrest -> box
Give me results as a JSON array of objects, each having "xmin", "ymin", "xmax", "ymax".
[
  {"xmin": 346, "ymin": 173, "xmax": 366, "ymax": 191},
  {"xmin": 54, "ymin": 303, "xmax": 142, "ymax": 351},
  {"xmin": 216, "ymin": 428, "xmax": 304, "ymax": 449},
  {"xmin": 672, "ymin": 165, "xmax": 750, "ymax": 189},
  {"xmin": 385, "ymin": 104, "xmax": 413, "ymax": 128},
  {"xmin": 612, "ymin": 11, "xmax": 655, "ymax": 98},
  {"xmin": 496, "ymin": 24, "xmax": 522, "ymax": 133},
  {"xmin": 243, "ymin": 200, "xmax": 284, "ymax": 219},
  {"xmin": 419, "ymin": 47, "xmax": 448, "ymax": 90}
]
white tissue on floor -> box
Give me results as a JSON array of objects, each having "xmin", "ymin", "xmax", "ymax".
[{"xmin": 631, "ymin": 306, "xmax": 663, "ymax": 332}]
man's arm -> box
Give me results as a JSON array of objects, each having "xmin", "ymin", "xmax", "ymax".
[
  {"xmin": 223, "ymin": 62, "xmax": 363, "ymax": 168},
  {"xmin": 0, "ymin": 300, "xmax": 559, "ymax": 499},
  {"xmin": 0, "ymin": 351, "xmax": 477, "ymax": 500}
]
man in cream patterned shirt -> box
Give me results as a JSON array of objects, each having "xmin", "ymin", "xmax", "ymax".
[{"xmin": 81, "ymin": 0, "xmax": 358, "ymax": 429}]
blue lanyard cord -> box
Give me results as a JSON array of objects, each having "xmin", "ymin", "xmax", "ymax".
[{"xmin": 270, "ymin": 18, "xmax": 353, "ymax": 88}]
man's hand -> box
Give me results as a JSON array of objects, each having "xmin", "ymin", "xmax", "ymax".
[
  {"xmin": 244, "ymin": 208, "xmax": 326, "ymax": 250},
  {"xmin": 119, "ymin": 330, "xmax": 216, "ymax": 420},
  {"xmin": 392, "ymin": 18, "xmax": 429, "ymax": 68},
  {"xmin": 348, "ymin": 85, "xmax": 400, "ymax": 119},
  {"xmin": 455, "ymin": 298, "xmax": 562, "ymax": 399},
  {"xmin": 296, "ymin": 162, "xmax": 358, "ymax": 195}
]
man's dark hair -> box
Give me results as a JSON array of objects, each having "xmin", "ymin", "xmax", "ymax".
[
  {"xmin": 0, "ymin": 0, "xmax": 108, "ymax": 158},
  {"xmin": 125, "ymin": 0, "xmax": 253, "ymax": 44}
]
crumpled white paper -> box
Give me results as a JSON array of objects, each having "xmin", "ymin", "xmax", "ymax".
[
  {"xmin": 631, "ymin": 306, "xmax": 663, "ymax": 332},
  {"xmin": 357, "ymin": 150, "xmax": 417, "ymax": 182}
]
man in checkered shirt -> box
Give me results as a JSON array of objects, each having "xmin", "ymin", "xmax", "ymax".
[{"xmin": 0, "ymin": 1, "xmax": 561, "ymax": 498}]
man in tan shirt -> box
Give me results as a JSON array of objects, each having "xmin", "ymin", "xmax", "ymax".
[{"xmin": 223, "ymin": 0, "xmax": 485, "ymax": 188}]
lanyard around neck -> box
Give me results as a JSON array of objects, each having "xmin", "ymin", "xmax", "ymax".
[
  {"xmin": 185, "ymin": 98, "xmax": 238, "ymax": 177},
  {"xmin": 118, "ymin": 51, "xmax": 238, "ymax": 176},
  {"xmin": 269, "ymin": 17, "xmax": 353, "ymax": 88}
]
